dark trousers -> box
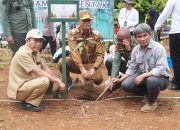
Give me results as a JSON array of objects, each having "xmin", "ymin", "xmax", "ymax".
[
  {"xmin": 40, "ymin": 35, "xmax": 56, "ymax": 56},
  {"xmin": 105, "ymin": 57, "xmax": 113, "ymax": 76},
  {"xmin": 11, "ymin": 33, "xmax": 26, "ymax": 56},
  {"xmin": 169, "ymin": 33, "xmax": 180, "ymax": 87},
  {"xmin": 121, "ymin": 72, "xmax": 169, "ymax": 104},
  {"xmin": 105, "ymin": 57, "xmax": 127, "ymax": 77}
]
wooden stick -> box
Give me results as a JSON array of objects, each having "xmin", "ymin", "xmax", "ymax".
[{"xmin": 95, "ymin": 74, "xmax": 122, "ymax": 102}]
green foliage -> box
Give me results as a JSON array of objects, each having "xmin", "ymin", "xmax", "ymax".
[
  {"xmin": 115, "ymin": 0, "xmax": 168, "ymax": 22},
  {"xmin": 75, "ymin": 42, "xmax": 84, "ymax": 55},
  {"xmin": 75, "ymin": 38, "xmax": 96, "ymax": 55}
]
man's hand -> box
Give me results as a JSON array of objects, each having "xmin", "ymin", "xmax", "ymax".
[
  {"xmin": 88, "ymin": 68, "xmax": 95, "ymax": 77},
  {"xmin": 135, "ymin": 75, "xmax": 145, "ymax": 86},
  {"xmin": 135, "ymin": 72, "xmax": 152, "ymax": 86},
  {"xmin": 52, "ymin": 36, "xmax": 56, "ymax": 41},
  {"xmin": 122, "ymin": 39, "xmax": 131, "ymax": 51},
  {"xmin": 112, "ymin": 77, "xmax": 122, "ymax": 85},
  {"xmin": 56, "ymin": 80, "xmax": 65, "ymax": 91},
  {"xmin": 80, "ymin": 67, "xmax": 90, "ymax": 79},
  {"xmin": 6, "ymin": 36, "xmax": 14, "ymax": 45}
]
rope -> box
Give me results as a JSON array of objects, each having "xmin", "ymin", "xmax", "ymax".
[{"xmin": 0, "ymin": 96, "xmax": 180, "ymax": 103}]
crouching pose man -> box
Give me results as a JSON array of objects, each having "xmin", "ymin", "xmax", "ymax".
[
  {"xmin": 112, "ymin": 23, "xmax": 171, "ymax": 112},
  {"xmin": 58, "ymin": 10, "xmax": 104, "ymax": 89},
  {"xmin": 8, "ymin": 29, "xmax": 65, "ymax": 112}
]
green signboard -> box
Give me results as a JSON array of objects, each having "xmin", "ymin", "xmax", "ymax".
[{"xmin": 48, "ymin": 0, "xmax": 79, "ymax": 22}]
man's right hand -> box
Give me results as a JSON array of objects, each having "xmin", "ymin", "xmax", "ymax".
[
  {"xmin": 57, "ymin": 80, "xmax": 65, "ymax": 91},
  {"xmin": 6, "ymin": 36, "xmax": 14, "ymax": 45},
  {"xmin": 80, "ymin": 67, "xmax": 90, "ymax": 79}
]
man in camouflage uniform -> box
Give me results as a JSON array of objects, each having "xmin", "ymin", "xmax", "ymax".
[
  {"xmin": 111, "ymin": 28, "xmax": 134, "ymax": 77},
  {"xmin": 58, "ymin": 10, "xmax": 104, "ymax": 88},
  {"xmin": 2, "ymin": 0, "xmax": 36, "ymax": 56},
  {"xmin": 105, "ymin": 27, "xmax": 134, "ymax": 90}
]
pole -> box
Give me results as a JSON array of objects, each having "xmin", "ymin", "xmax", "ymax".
[{"xmin": 61, "ymin": 22, "xmax": 68, "ymax": 98}]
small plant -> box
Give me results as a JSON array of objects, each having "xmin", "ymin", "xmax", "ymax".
[{"xmin": 75, "ymin": 38, "xmax": 96, "ymax": 55}]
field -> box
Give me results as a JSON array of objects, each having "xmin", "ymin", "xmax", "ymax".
[{"xmin": 0, "ymin": 48, "xmax": 180, "ymax": 130}]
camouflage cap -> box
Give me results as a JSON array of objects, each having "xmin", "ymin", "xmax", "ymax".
[{"xmin": 79, "ymin": 10, "xmax": 93, "ymax": 20}]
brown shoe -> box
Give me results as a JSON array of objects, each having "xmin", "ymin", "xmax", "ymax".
[{"xmin": 141, "ymin": 102, "xmax": 158, "ymax": 112}]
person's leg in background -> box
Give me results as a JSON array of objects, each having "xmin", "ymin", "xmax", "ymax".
[
  {"xmin": 11, "ymin": 33, "xmax": 26, "ymax": 56},
  {"xmin": 48, "ymin": 36, "xmax": 57, "ymax": 56},
  {"xmin": 40, "ymin": 35, "xmax": 49, "ymax": 53},
  {"xmin": 169, "ymin": 33, "xmax": 180, "ymax": 90},
  {"xmin": 105, "ymin": 57, "xmax": 113, "ymax": 84}
]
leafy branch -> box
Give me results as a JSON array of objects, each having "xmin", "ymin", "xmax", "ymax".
[{"xmin": 75, "ymin": 38, "xmax": 95, "ymax": 55}]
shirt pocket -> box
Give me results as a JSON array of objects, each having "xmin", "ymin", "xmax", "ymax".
[
  {"xmin": 86, "ymin": 41, "xmax": 96, "ymax": 53},
  {"xmin": 136, "ymin": 56, "xmax": 144, "ymax": 72}
]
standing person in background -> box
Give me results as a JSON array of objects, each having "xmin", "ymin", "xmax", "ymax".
[
  {"xmin": 2, "ymin": 0, "xmax": 36, "ymax": 56},
  {"xmin": 118, "ymin": 0, "xmax": 139, "ymax": 36},
  {"xmin": 145, "ymin": 9, "xmax": 160, "ymax": 41},
  {"xmin": 40, "ymin": 9, "xmax": 57, "ymax": 56},
  {"xmin": 155, "ymin": 0, "xmax": 180, "ymax": 90}
]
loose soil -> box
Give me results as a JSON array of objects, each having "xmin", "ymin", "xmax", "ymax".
[{"xmin": 0, "ymin": 48, "xmax": 180, "ymax": 130}]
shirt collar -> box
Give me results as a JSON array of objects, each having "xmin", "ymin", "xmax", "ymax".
[
  {"xmin": 139, "ymin": 39, "xmax": 153, "ymax": 51},
  {"xmin": 78, "ymin": 26, "xmax": 93, "ymax": 35},
  {"xmin": 24, "ymin": 44, "xmax": 38, "ymax": 56}
]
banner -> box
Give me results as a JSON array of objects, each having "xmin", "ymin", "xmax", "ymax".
[{"xmin": 0, "ymin": 0, "xmax": 114, "ymax": 41}]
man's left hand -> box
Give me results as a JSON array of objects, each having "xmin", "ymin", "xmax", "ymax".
[
  {"xmin": 135, "ymin": 75, "xmax": 145, "ymax": 86},
  {"xmin": 88, "ymin": 68, "xmax": 96, "ymax": 77}
]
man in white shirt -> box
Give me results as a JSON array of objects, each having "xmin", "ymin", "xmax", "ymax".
[
  {"xmin": 118, "ymin": 0, "xmax": 139, "ymax": 35},
  {"xmin": 155, "ymin": 0, "xmax": 180, "ymax": 90}
]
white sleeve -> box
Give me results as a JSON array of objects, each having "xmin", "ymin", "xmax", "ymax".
[
  {"xmin": 154, "ymin": 0, "xmax": 175, "ymax": 30},
  {"xmin": 118, "ymin": 9, "xmax": 124, "ymax": 28},
  {"xmin": 131, "ymin": 9, "xmax": 139, "ymax": 27}
]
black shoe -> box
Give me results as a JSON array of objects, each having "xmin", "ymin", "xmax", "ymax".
[
  {"xmin": 67, "ymin": 81, "xmax": 74, "ymax": 91},
  {"xmin": 53, "ymin": 91, "xmax": 63, "ymax": 99},
  {"xmin": 170, "ymin": 85, "xmax": 180, "ymax": 90},
  {"xmin": 21, "ymin": 102, "xmax": 44, "ymax": 112}
]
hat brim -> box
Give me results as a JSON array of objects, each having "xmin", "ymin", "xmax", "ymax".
[
  {"xmin": 80, "ymin": 17, "xmax": 92, "ymax": 20},
  {"xmin": 123, "ymin": 0, "xmax": 134, "ymax": 4},
  {"xmin": 25, "ymin": 36, "xmax": 45, "ymax": 41}
]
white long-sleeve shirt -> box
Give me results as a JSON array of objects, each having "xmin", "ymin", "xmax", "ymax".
[
  {"xmin": 118, "ymin": 8, "xmax": 139, "ymax": 32},
  {"xmin": 155, "ymin": 0, "xmax": 180, "ymax": 34}
]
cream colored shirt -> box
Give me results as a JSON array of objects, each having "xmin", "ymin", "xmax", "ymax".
[{"xmin": 7, "ymin": 44, "xmax": 47, "ymax": 99}]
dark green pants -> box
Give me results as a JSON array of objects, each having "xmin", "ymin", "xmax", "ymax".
[{"xmin": 11, "ymin": 33, "xmax": 26, "ymax": 56}]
